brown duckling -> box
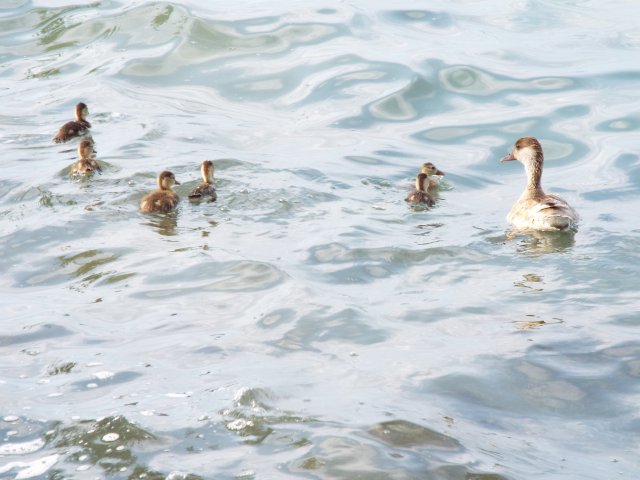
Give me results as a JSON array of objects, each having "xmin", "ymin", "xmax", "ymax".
[
  {"xmin": 188, "ymin": 160, "xmax": 217, "ymax": 202},
  {"xmin": 419, "ymin": 162, "xmax": 445, "ymax": 192},
  {"xmin": 405, "ymin": 173, "xmax": 435, "ymax": 206},
  {"xmin": 70, "ymin": 139, "xmax": 101, "ymax": 176},
  {"xmin": 53, "ymin": 102, "xmax": 91, "ymax": 143},
  {"xmin": 501, "ymin": 136, "xmax": 578, "ymax": 231},
  {"xmin": 140, "ymin": 170, "xmax": 181, "ymax": 213}
]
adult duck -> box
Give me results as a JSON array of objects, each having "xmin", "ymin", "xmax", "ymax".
[{"xmin": 501, "ymin": 136, "xmax": 578, "ymax": 231}]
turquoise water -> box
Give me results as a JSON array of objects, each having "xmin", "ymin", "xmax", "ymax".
[{"xmin": 1, "ymin": 1, "xmax": 639, "ymax": 478}]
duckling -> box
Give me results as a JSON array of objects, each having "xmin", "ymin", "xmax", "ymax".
[
  {"xmin": 405, "ymin": 173, "xmax": 435, "ymax": 206},
  {"xmin": 53, "ymin": 102, "xmax": 91, "ymax": 143},
  {"xmin": 501, "ymin": 136, "xmax": 578, "ymax": 231},
  {"xmin": 188, "ymin": 160, "xmax": 217, "ymax": 202},
  {"xmin": 70, "ymin": 139, "xmax": 101, "ymax": 176},
  {"xmin": 420, "ymin": 162, "xmax": 445, "ymax": 192},
  {"xmin": 140, "ymin": 170, "xmax": 181, "ymax": 214}
]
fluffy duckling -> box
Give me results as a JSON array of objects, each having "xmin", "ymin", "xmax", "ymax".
[
  {"xmin": 188, "ymin": 160, "xmax": 217, "ymax": 202},
  {"xmin": 405, "ymin": 173, "xmax": 435, "ymax": 206},
  {"xmin": 420, "ymin": 162, "xmax": 445, "ymax": 192},
  {"xmin": 54, "ymin": 102, "xmax": 91, "ymax": 143},
  {"xmin": 140, "ymin": 170, "xmax": 181, "ymax": 214},
  {"xmin": 501, "ymin": 136, "xmax": 578, "ymax": 231},
  {"xmin": 70, "ymin": 139, "xmax": 100, "ymax": 176}
]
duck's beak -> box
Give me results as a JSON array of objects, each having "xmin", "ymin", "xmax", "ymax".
[
  {"xmin": 501, "ymin": 152, "xmax": 516, "ymax": 163},
  {"xmin": 174, "ymin": 179, "xmax": 181, "ymax": 185},
  {"xmin": 435, "ymin": 168, "xmax": 445, "ymax": 176}
]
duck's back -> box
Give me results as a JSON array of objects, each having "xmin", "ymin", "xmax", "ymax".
[
  {"xmin": 188, "ymin": 183, "xmax": 217, "ymax": 201},
  {"xmin": 140, "ymin": 191, "xmax": 179, "ymax": 213},
  {"xmin": 71, "ymin": 159, "xmax": 99, "ymax": 175},
  {"xmin": 54, "ymin": 120, "xmax": 91, "ymax": 143},
  {"xmin": 508, "ymin": 194, "xmax": 578, "ymax": 231},
  {"xmin": 405, "ymin": 189, "xmax": 435, "ymax": 207}
]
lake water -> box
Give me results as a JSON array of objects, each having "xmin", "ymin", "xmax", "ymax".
[{"xmin": 1, "ymin": 1, "xmax": 639, "ymax": 478}]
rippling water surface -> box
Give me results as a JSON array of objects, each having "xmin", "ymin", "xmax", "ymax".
[{"xmin": 1, "ymin": 1, "xmax": 639, "ymax": 478}]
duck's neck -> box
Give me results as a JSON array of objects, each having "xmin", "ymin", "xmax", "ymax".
[
  {"xmin": 416, "ymin": 177, "xmax": 427, "ymax": 192},
  {"xmin": 522, "ymin": 151, "xmax": 545, "ymax": 198}
]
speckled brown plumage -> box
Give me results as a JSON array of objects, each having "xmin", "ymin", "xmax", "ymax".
[
  {"xmin": 70, "ymin": 139, "xmax": 100, "ymax": 176},
  {"xmin": 54, "ymin": 102, "xmax": 91, "ymax": 143},
  {"xmin": 140, "ymin": 171, "xmax": 181, "ymax": 214},
  {"xmin": 188, "ymin": 160, "xmax": 217, "ymax": 202}
]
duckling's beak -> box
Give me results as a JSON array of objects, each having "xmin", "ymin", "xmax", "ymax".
[
  {"xmin": 174, "ymin": 179, "xmax": 181, "ymax": 185},
  {"xmin": 435, "ymin": 168, "xmax": 445, "ymax": 176},
  {"xmin": 501, "ymin": 152, "xmax": 516, "ymax": 163}
]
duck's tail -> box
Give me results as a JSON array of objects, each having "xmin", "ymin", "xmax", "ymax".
[{"xmin": 543, "ymin": 214, "xmax": 576, "ymax": 231}]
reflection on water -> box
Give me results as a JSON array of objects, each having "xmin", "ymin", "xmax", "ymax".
[
  {"xmin": 141, "ymin": 211, "xmax": 179, "ymax": 236},
  {"xmin": 507, "ymin": 229, "xmax": 577, "ymax": 256},
  {"xmin": 1, "ymin": 1, "xmax": 640, "ymax": 479}
]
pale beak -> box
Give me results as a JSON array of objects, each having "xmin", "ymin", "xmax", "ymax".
[{"xmin": 501, "ymin": 152, "xmax": 516, "ymax": 163}]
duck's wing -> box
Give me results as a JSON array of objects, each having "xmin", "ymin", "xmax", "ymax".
[
  {"xmin": 510, "ymin": 195, "xmax": 578, "ymax": 231},
  {"xmin": 54, "ymin": 121, "xmax": 89, "ymax": 143},
  {"xmin": 405, "ymin": 190, "xmax": 435, "ymax": 207},
  {"xmin": 188, "ymin": 184, "xmax": 217, "ymax": 201}
]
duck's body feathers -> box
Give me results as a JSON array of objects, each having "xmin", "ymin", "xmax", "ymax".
[
  {"xmin": 405, "ymin": 189, "xmax": 435, "ymax": 206},
  {"xmin": 71, "ymin": 158, "xmax": 101, "ymax": 176},
  {"xmin": 54, "ymin": 120, "xmax": 91, "ymax": 143},
  {"xmin": 140, "ymin": 191, "xmax": 179, "ymax": 213},
  {"xmin": 507, "ymin": 194, "xmax": 578, "ymax": 231}
]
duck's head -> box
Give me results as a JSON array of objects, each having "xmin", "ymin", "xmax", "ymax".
[
  {"xmin": 415, "ymin": 173, "xmax": 428, "ymax": 192},
  {"xmin": 75, "ymin": 102, "xmax": 89, "ymax": 121},
  {"xmin": 420, "ymin": 162, "xmax": 444, "ymax": 177},
  {"xmin": 77, "ymin": 139, "xmax": 95, "ymax": 159},
  {"xmin": 158, "ymin": 170, "xmax": 180, "ymax": 190},
  {"xmin": 201, "ymin": 160, "xmax": 214, "ymax": 183},
  {"xmin": 501, "ymin": 136, "xmax": 543, "ymax": 166}
]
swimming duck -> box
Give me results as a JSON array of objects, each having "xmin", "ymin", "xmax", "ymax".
[
  {"xmin": 501, "ymin": 136, "xmax": 578, "ymax": 231},
  {"xmin": 53, "ymin": 102, "xmax": 91, "ymax": 143},
  {"xmin": 70, "ymin": 139, "xmax": 101, "ymax": 175},
  {"xmin": 405, "ymin": 173, "xmax": 435, "ymax": 206},
  {"xmin": 188, "ymin": 160, "xmax": 217, "ymax": 202},
  {"xmin": 419, "ymin": 162, "xmax": 445, "ymax": 192},
  {"xmin": 139, "ymin": 170, "xmax": 181, "ymax": 213}
]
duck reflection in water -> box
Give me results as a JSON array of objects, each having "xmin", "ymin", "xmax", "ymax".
[
  {"xmin": 508, "ymin": 229, "xmax": 576, "ymax": 256},
  {"xmin": 141, "ymin": 212, "xmax": 179, "ymax": 236}
]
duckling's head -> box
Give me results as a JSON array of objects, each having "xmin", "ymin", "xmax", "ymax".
[
  {"xmin": 420, "ymin": 162, "xmax": 445, "ymax": 177},
  {"xmin": 501, "ymin": 136, "xmax": 543, "ymax": 166},
  {"xmin": 78, "ymin": 139, "xmax": 94, "ymax": 159},
  {"xmin": 158, "ymin": 170, "xmax": 180, "ymax": 190},
  {"xmin": 75, "ymin": 102, "xmax": 89, "ymax": 120},
  {"xmin": 415, "ymin": 173, "xmax": 428, "ymax": 192},
  {"xmin": 201, "ymin": 160, "xmax": 214, "ymax": 183}
]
